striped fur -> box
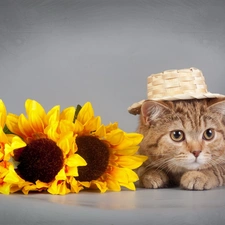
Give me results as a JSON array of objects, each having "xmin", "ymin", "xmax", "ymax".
[{"xmin": 137, "ymin": 98, "xmax": 225, "ymax": 190}]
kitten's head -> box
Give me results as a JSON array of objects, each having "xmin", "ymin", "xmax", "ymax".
[{"xmin": 138, "ymin": 98, "xmax": 225, "ymax": 172}]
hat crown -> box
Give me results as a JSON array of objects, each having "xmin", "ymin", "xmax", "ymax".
[{"xmin": 147, "ymin": 67, "xmax": 208, "ymax": 100}]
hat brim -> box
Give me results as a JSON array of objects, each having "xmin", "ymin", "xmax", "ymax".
[{"xmin": 128, "ymin": 92, "xmax": 225, "ymax": 115}]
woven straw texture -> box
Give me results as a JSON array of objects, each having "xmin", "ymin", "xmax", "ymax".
[
  {"xmin": 147, "ymin": 68, "xmax": 207, "ymax": 100},
  {"xmin": 128, "ymin": 67, "xmax": 225, "ymax": 115}
]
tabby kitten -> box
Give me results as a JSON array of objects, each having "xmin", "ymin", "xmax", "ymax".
[{"xmin": 137, "ymin": 98, "xmax": 225, "ymax": 190}]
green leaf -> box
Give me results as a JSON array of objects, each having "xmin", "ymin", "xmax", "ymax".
[
  {"xmin": 73, "ymin": 104, "xmax": 82, "ymax": 123},
  {"xmin": 3, "ymin": 125, "xmax": 14, "ymax": 134}
]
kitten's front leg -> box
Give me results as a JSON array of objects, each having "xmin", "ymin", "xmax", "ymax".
[
  {"xmin": 180, "ymin": 170, "xmax": 220, "ymax": 190},
  {"xmin": 139, "ymin": 169, "xmax": 169, "ymax": 189}
]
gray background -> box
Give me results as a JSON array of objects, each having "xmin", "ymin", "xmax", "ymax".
[
  {"xmin": 1, "ymin": 0, "xmax": 225, "ymax": 132},
  {"xmin": 1, "ymin": 1, "xmax": 225, "ymax": 225}
]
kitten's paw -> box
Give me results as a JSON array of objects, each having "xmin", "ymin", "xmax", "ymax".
[
  {"xmin": 141, "ymin": 170, "xmax": 169, "ymax": 189},
  {"xmin": 180, "ymin": 171, "xmax": 212, "ymax": 190}
]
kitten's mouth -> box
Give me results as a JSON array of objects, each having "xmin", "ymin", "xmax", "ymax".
[
  {"xmin": 180, "ymin": 154, "xmax": 207, "ymax": 170},
  {"xmin": 183, "ymin": 160, "xmax": 205, "ymax": 170},
  {"xmin": 190, "ymin": 162, "xmax": 201, "ymax": 168},
  {"xmin": 177, "ymin": 158, "xmax": 203, "ymax": 170}
]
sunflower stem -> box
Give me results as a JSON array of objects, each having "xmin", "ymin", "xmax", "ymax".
[{"xmin": 73, "ymin": 104, "xmax": 82, "ymax": 123}]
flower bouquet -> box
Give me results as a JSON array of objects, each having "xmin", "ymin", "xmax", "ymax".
[{"xmin": 0, "ymin": 99, "xmax": 147, "ymax": 195}]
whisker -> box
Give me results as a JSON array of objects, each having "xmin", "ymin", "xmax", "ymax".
[{"xmin": 147, "ymin": 157, "xmax": 175, "ymax": 173}]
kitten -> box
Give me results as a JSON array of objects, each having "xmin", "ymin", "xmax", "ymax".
[{"xmin": 137, "ymin": 98, "xmax": 225, "ymax": 190}]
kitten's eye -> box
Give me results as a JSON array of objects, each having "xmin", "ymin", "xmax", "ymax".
[
  {"xmin": 203, "ymin": 129, "xmax": 215, "ymax": 140},
  {"xmin": 170, "ymin": 130, "xmax": 185, "ymax": 142}
]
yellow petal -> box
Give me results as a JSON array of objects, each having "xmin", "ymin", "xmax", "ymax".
[
  {"xmin": 0, "ymin": 127, "xmax": 8, "ymax": 144},
  {"xmin": 116, "ymin": 155, "xmax": 148, "ymax": 169},
  {"xmin": 114, "ymin": 133, "xmax": 143, "ymax": 150},
  {"xmin": 4, "ymin": 135, "xmax": 26, "ymax": 161},
  {"xmin": 77, "ymin": 102, "xmax": 94, "ymax": 125},
  {"xmin": 92, "ymin": 180, "xmax": 108, "ymax": 193},
  {"xmin": 95, "ymin": 124, "xmax": 106, "ymax": 138},
  {"xmin": 48, "ymin": 180, "xmax": 70, "ymax": 195},
  {"xmin": 55, "ymin": 168, "xmax": 67, "ymax": 180},
  {"xmin": 73, "ymin": 120, "xmax": 84, "ymax": 134},
  {"xmin": 126, "ymin": 133, "xmax": 144, "ymax": 145},
  {"xmin": 11, "ymin": 177, "xmax": 31, "ymax": 193},
  {"xmin": 15, "ymin": 177, "xmax": 27, "ymax": 189},
  {"xmin": 6, "ymin": 114, "xmax": 23, "ymax": 137},
  {"xmin": 10, "ymin": 184, "xmax": 22, "ymax": 194},
  {"xmin": 0, "ymin": 183, "xmax": 11, "ymax": 195},
  {"xmin": 35, "ymin": 180, "xmax": 49, "ymax": 189},
  {"xmin": 124, "ymin": 168, "xmax": 139, "ymax": 182},
  {"xmin": 60, "ymin": 107, "xmax": 75, "ymax": 121},
  {"xmin": 47, "ymin": 105, "xmax": 60, "ymax": 124},
  {"xmin": 29, "ymin": 111, "xmax": 45, "ymax": 133},
  {"xmin": 3, "ymin": 167, "xmax": 20, "ymax": 183},
  {"xmin": 70, "ymin": 177, "xmax": 84, "ymax": 193},
  {"xmin": 111, "ymin": 167, "xmax": 129, "ymax": 183},
  {"xmin": 0, "ymin": 162, "xmax": 8, "ymax": 177},
  {"xmin": 57, "ymin": 131, "xmax": 74, "ymax": 155},
  {"xmin": 66, "ymin": 166, "xmax": 79, "ymax": 177},
  {"xmin": 18, "ymin": 114, "xmax": 34, "ymax": 138},
  {"xmin": 113, "ymin": 146, "xmax": 140, "ymax": 156},
  {"xmin": 84, "ymin": 116, "xmax": 101, "ymax": 133},
  {"xmin": 120, "ymin": 182, "xmax": 136, "ymax": 191},
  {"xmin": 25, "ymin": 99, "xmax": 47, "ymax": 124},
  {"xmin": 44, "ymin": 122, "xmax": 59, "ymax": 142},
  {"xmin": 4, "ymin": 164, "xmax": 24, "ymax": 184},
  {"xmin": 0, "ymin": 152, "xmax": 3, "ymax": 160},
  {"xmin": 78, "ymin": 181, "xmax": 91, "ymax": 188},
  {"xmin": 47, "ymin": 180, "xmax": 58, "ymax": 194},
  {"xmin": 57, "ymin": 181, "xmax": 70, "ymax": 195},
  {"xmin": 105, "ymin": 122, "xmax": 118, "ymax": 132},
  {"xmin": 110, "ymin": 167, "xmax": 138, "ymax": 183},
  {"xmin": 0, "ymin": 99, "xmax": 7, "ymax": 127},
  {"xmin": 66, "ymin": 154, "xmax": 87, "ymax": 167},
  {"xmin": 21, "ymin": 182, "xmax": 39, "ymax": 195},
  {"xmin": 106, "ymin": 178, "xmax": 121, "ymax": 191},
  {"xmin": 106, "ymin": 129, "xmax": 124, "ymax": 145},
  {"xmin": 58, "ymin": 120, "xmax": 74, "ymax": 134},
  {"xmin": 8, "ymin": 135, "xmax": 26, "ymax": 149}
]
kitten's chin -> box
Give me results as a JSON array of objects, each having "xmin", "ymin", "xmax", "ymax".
[
  {"xmin": 182, "ymin": 162, "xmax": 202, "ymax": 170},
  {"xmin": 176, "ymin": 154, "xmax": 210, "ymax": 170},
  {"xmin": 180, "ymin": 161, "xmax": 210, "ymax": 170}
]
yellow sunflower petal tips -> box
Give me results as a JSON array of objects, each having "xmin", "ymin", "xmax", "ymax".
[
  {"xmin": 1, "ymin": 99, "xmax": 147, "ymax": 195},
  {"xmin": 71, "ymin": 102, "xmax": 148, "ymax": 193},
  {"xmin": 0, "ymin": 162, "xmax": 26, "ymax": 195},
  {"xmin": 0, "ymin": 99, "xmax": 27, "ymax": 195},
  {"xmin": 0, "ymin": 100, "xmax": 7, "ymax": 128},
  {"xmin": 5, "ymin": 99, "xmax": 87, "ymax": 195}
]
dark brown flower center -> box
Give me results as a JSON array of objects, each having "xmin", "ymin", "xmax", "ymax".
[
  {"xmin": 76, "ymin": 136, "xmax": 110, "ymax": 181},
  {"xmin": 16, "ymin": 138, "xmax": 64, "ymax": 183}
]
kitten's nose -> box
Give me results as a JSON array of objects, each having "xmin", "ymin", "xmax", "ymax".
[{"xmin": 192, "ymin": 150, "xmax": 201, "ymax": 158}]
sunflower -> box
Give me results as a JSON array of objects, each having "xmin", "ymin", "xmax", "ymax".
[
  {"xmin": 69, "ymin": 102, "xmax": 148, "ymax": 193},
  {"xmin": 6, "ymin": 99, "xmax": 87, "ymax": 195},
  {"xmin": 0, "ymin": 99, "xmax": 27, "ymax": 195}
]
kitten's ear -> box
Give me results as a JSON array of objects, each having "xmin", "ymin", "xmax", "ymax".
[
  {"xmin": 141, "ymin": 100, "xmax": 172, "ymax": 125},
  {"xmin": 208, "ymin": 99, "xmax": 225, "ymax": 114}
]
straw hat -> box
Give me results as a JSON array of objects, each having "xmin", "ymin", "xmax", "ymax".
[{"xmin": 128, "ymin": 67, "xmax": 225, "ymax": 115}]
